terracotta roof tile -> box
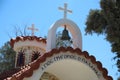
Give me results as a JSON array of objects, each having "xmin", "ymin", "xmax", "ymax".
[
  {"xmin": 5, "ymin": 47, "xmax": 113, "ymax": 80},
  {"xmin": 0, "ymin": 68, "xmax": 21, "ymax": 80},
  {"xmin": 10, "ymin": 36, "xmax": 46, "ymax": 48}
]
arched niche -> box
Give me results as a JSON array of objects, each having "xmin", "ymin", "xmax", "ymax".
[
  {"xmin": 40, "ymin": 59, "xmax": 99, "ymax": 80},
  {"xmin": 46, "ymin": 18, "xmax": 82, "ymax": 51},
  {"xmin": 22, "ymin": 48, "xmax": 112, "ymax": 80}
]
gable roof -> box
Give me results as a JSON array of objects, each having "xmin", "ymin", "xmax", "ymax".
[{"xmin": 5, "ymin": 47, "xmax": 113, "ymax": 80}]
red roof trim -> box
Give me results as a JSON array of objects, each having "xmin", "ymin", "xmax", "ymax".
[
  {"xmin": 6, "ymin": 47, "xmax": 113, "ymax": 80},
  {"xmin": 10, "ymin": 36, "xmax": 46, "ymax": 48}
]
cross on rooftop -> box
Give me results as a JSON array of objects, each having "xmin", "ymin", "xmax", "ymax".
[
  {"xmin": 58, "ymin": 3, "xmax": 72, "ymax": 19},
  {"xmin": 27, "ymin": 24, "xmax": 39, "ymax": 36}
]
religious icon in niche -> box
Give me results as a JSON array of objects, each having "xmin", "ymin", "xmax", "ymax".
[
  {"xmin": 17, "ymin": 50, "xmax": 25, "ymax": 67},
  {"xmin": 40, "ymin": 72, "xmax": 59, "ymax": 80},
  {"xmin": 31, "ymin": 51, "xmax": 40, "ymax": 61}
]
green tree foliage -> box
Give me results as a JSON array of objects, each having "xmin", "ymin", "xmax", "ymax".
[
  {"xmin": 0, "ymin": 42, "xmax": 16, "ymax": 73},
  {"xmin": 0, "ymin": 26, "xmax": 30, "ymax": 73},
  {"xmin": 0, "ymin": 30, "xmax": 72, "ymax": 74},
  {"xmin": 85, "ymin": 0, "xmax": 120, "ymax": 72},
  {"xmin": 118, "ymin": 77, "xmax": 120, "ymax": 80}
]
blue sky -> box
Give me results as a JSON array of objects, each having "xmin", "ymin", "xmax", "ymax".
[{"xmin": 0, "ymin": 0, "xmax": 119, "ymax": 79}]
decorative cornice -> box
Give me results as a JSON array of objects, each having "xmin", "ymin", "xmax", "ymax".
[
  {"xmin": 5, "ymin": 47, "xmax": 113, "ymax": 80},
  {"xmin": 10, "ymin": 36, "xmax": 46, "ymax": 48}
]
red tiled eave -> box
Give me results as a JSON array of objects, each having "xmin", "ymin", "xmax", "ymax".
[
  {"xmin": 6, "ymin": 47, "xmax": 113, "ymax": 80},
  {"xmin": 0, "ymin": 68, "xmax": 21, "ymax": 80},
  {"xmin": 10, "ymin": 36, "xmax": 46, "ymax": 48}
]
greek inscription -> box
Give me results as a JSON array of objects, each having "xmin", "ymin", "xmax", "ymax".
[{"xmin": 41, "ymin": 54, "xmax": 100, "ymax": 77}]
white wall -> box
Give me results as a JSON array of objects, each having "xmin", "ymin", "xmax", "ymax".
[{"xmin": 46, "ymin": 18, "xmax": 82, "ymax": 52}]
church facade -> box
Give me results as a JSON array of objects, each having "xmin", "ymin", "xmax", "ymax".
[{"xmin": 3, "ymin": 3, "xmax": 112, "ymax": 80}]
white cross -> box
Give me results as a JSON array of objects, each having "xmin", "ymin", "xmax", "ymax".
[
  {"xmin": 58, "ymin": 3, "xmax": 72, "ymax": 19},
  {"xmin": 28, "ymin": 24, "xmax": 39, "ymax": 36}
]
